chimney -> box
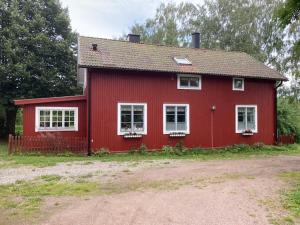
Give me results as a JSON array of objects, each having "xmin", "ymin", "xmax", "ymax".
[
  {"xmin": 128, "ymin": 34, "xmax": 140, "ymax": 43},
  {"xmin": 192, "ymin": 32, "xmax": 200, "ymax": 48},
  {"xmin": 92, "ymin": 43, "xmax": 98, "ymax": 51}
]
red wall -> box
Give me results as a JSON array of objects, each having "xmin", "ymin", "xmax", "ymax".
[
  {"xmin": 89, "ymin": 69, "xmax": 276, "ymax": 152},
  {"xmin": 22, "ymin": 100, "xmax": 87, "ymax": 138}
]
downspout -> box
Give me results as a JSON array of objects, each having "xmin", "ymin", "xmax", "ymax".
[
  {"xmin": 87, "ymin": 69, "xmax": 92, "ymax": 156},
  {"xmin": 275, "ymin": 81, "xmax": 283, "ymax": 143}
]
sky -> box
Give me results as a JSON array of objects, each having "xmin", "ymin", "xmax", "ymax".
[{"xmin": 60, "ymin": 0, "xmax": 201, "ymax": 39}]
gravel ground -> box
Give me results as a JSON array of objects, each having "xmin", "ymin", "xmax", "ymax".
[
  {"xmin": 2, "ymin": 155, "xmax": 300, "ymax": 225},
  {"xmin": 0, "ymin": 160, "xmax": 173, "ymax": 184}
]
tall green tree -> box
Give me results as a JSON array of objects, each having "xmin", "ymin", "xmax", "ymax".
[
  {"xmin": 127, "ymin": 0, "xmax": 285, "ymax": 69},
  {"xmin": 276, "ymin": 0, "xmax": 300, "ymax": 80},
  {"xmin": 0, "ymin": 0, "xmax": 79, "ymax": 136}
]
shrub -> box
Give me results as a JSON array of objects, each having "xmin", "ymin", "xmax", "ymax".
[
  {"xmin": 139, "ymin": 144, "xmax": 148, "ymax": 155},
  {"xmin": 93, "ymin": 148, "xmax": 110, "ymax": 157},
  {"xmin": 161, "ymin": 145, "xmax": 175, "ymax": 154},
  {"xmin": 174, "ymin": 141, "xmax": 187, "ymax": 155}
]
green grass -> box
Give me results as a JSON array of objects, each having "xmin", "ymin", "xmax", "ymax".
[
  {"xmin": 280, "ymin": 172, "xmax": 300, "ymax": 219},
  {"xmin": 1, "ymin": 143, "xmax": 300, "ymax": 168},
  {"xmin": 0, "ymin": 176, "xmax": 97, "ymax": 222}
]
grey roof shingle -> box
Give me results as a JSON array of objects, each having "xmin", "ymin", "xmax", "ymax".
[{"xmin": 78, "ymin": 36, "xmax": 287, "ymax": 81}]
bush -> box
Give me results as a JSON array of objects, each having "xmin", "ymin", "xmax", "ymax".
[
  {"xmin": 277, "ymin": 98, "xmax": 300, "ymax": 142},
  {"xmin": 93, "ymin": 148, "xmax": 110, "ymax": 157},
  {"xmin": 161, "ymin": 145, "xmax": 175, "ymax": 154},
  {"xmin": 174, "ymin": 141, "xmax": 187, "ymax": 155},
  {"xmin": 139, "ymin": 144, "xmax": 148, "ymax": 155}
]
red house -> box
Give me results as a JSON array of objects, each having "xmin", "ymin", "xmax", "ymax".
[{"xmin": 14, "ymin": 33, "xmax": 287, "ymax": 153}]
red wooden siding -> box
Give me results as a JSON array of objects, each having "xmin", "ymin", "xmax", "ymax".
[
  {"xmin": 89, "ymin": 69, "xmax": 276, "ymax": 152},
  {"xmin": 22, "ymin": 100, "xmax": 87, "ymax": 138}
]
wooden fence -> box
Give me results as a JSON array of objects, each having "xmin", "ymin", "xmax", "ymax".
[
  {"xmin": 277, "ymin": 134, "xmax": 296, "ymax": 145},
  {"xmin": 8, "ymin": 134, "xmax": 88, "ymax": 155}
]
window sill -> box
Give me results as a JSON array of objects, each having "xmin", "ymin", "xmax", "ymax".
[
  {"xmin": 241, "ymin": 132, "xmax": 254, "ymax": 136},
  {"xmin": 35, "ymin": 128, "xmax": 78, "ymax": 132},
  {"xmin": 169, "ymin": 132, "xmax": 187, "ymax": 137},
  {"xmin": 123, "ymin": 133, "xmax": 143, "ymax": 138}
]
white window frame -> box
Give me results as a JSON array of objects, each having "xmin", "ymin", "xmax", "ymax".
[
  {"xmin": 232, "ymin": 78, "xmax": 245, "ymax": 91},
  {"xmin": 117, "ymin": 103, "xmax": 147, "ymax": 135},
  {"xmin": 35, "ymin": 107, "xmax": 78, "ymax": 132},
  {"xmin": 177, "ymin": 74, "xmax": 201, "ymax": 90},
  {"xmin": 235, "ymin": 105, "xmax": 258, "ymax": 133},
  {"xmin": 163, "ymin": 104, "xmax": 190, "ymax": 134},
  {"xmin": 173, "ymin": 57, "xmax": 192, "ymax": 65}
]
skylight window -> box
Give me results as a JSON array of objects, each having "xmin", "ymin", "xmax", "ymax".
[{"xmin": 173, "ymin": 57, "xmax": 192, "ymax": 65}]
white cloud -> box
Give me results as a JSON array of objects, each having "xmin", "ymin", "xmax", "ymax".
[{"xmin": 60, "ymin": 0, "xmax": 202, "ymax": 38}]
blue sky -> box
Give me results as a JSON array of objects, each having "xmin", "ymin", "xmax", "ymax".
[{"xmin": 60, "ymin": 0, "xmax": 202, "ymax": 38}]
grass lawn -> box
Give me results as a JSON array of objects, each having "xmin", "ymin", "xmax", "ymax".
[{"xmin": 0, "ymin": 142, "xmax": 300, "ymax": 167}]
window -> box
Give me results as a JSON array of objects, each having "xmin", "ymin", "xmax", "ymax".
[
  {"xmin": 177, "ymin": 74, "xmax": 201, "ymax": 90},
  {"xmin": 35, "ymin": 107, "xmax": 78, "ymax": 132},
  {"xmin": 173, "ymin": 57, "xmax": 192, "ymax": 65},
  {"xmin": 117, "ymin": 103, "xmax": 147, "ymax": 135},
  {"xmin": 235, "ymin": 105, "xmax": 257, "ymax": 133},
  {"xmin": 233, "ymin": 78, "xmax": 244, "ymax": 91},
  {"xmin": 163, "ymin": 104, "xmax": 190, "ymax": 134}
]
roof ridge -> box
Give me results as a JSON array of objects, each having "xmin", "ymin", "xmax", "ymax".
[{"xmin": 78, "ymin": 35, "xmax": 246, "ymax": 55}]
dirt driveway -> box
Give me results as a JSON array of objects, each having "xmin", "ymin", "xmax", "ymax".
[{"xmin": 4, "ymin": 155, "xmax": 300, "ymax": 225}]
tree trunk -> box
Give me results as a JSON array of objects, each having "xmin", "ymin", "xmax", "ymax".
[{"xmin": 5, "ymin": 106, "xmax": 18, "ymax": 137}]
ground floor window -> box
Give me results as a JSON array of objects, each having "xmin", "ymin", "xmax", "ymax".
[
  {"xmin": 35, "ymin": 107, "xmax": 78, "ymax": 132},
  {"xmin": 235, "ymin": 105, "xmax": 257, "ymax": 133},
  {"xmin": 163, "ymin": 104, "xmax": 190, "ymax": 134},
  {"xmin": 117, "ymin": 103, "xmax": 147, "ymax": 135}
]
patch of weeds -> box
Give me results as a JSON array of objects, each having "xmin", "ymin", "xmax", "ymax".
[
  {"xmin": 78, "ymin": 173, "xmax": 94, "ymax": 179},
  {"xmin": 139, "ymin": 144, "xmax": 148, "ymax": 155},
  {"xmin": 81, "ymin": 161, "xmax": 94, "ymax": 165},
  {"xmin": 40, "ymin": 174, "xmax": 62, "ymax": 182},
  {"xmin": 0, "ymin": 177, "xmax": 97, "ymax": 218},
  {"xmin": 122, "ymin": 169, "xmax": 131, "ymax": 173},
  {"xmin": 93, "ymin": 148, "xmax": 110, "ymax": 157}
]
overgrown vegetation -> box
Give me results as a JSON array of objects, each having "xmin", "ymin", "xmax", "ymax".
[
  {"xmin": 1, "ymin": 142, "xmax": 300, "ymax": 168},
  {"xmin": 0, "ymin": 176, "xmax": 97, "ymax": 223},
  {"xmin": 280, "ymin": 172, "xmax": 300, "ymax": 221},
  {"xmin": 277, "ymin": 98, "xmax": 300, "ymax": 141}
]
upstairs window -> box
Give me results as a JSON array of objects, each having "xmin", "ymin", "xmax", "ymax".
[
  {"xmin": 233, "ymin": 78, "xmax": 244, "ymax": 91},
  {"xmin": 163, "ymin": 104, "xmax": 190, "ymax": 134},
  {"xmin": 177, "ymin": 74, "xmax": 201, "ymax": 90},
  {"xmin": 173, "ymin": 57, "xmax": 192, "ymax": 65},
  {"xmin": 235, "ymin": 105, "xmax": 257, "ymax": 133},
  {"xmin": 35, "ymin": 107, "xmax": 78, "ymax": 132},
  {"xmin": 117, "ymin": 103, "xmax": 147, "ymax": 135}
]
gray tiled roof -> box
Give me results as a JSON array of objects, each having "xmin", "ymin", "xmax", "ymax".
[{"xmin": 78, "ymin": 36, "xmax": 287, "ymax": 81}]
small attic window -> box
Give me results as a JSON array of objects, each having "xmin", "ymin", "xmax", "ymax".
[{"xmin": 173, "ymin": 57, "xmax": 192, "ymax": 65}]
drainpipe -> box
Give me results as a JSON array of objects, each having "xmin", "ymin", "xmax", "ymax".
[
  {"xmin": 211, "ymin": 105, "xmax": 216, "ymax": 148},
  {"xmin": 275, "ymin": 81, "xmax": 283, "ymax": 143},
  {"xmin": 87, "ymin": 69, "xmax": 92, "ymax": 156}
]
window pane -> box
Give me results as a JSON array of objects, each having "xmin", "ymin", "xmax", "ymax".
[
  {"xmin": 133, "ymin": 122, "xmax": 144, "ymax": 132},
  {"xmin": 166, "ymin": 122, "xmax": 176, "ymax": 131},
  {"xmin": 247, "ymin": 107, "xmax": 255, "ymax": 130},
  {"xmin": 189, "ymin": 77, "xmax": 199, "ymax": 87},
  {"xmin": 39, "ymin": 110, "xmax": 50, "ymax": 128},
  {"xmin": 180, "ymin": 77, "xmax": 189, "ymax": 87},
  {"xmin": 177, "ymin": 122, "xmax": 186, "ymax": 130},
  {"xmin": 121, "ymin": 122, "xmax": 131, "ymax": 132},
  {"xmin": 238, "ymin": 108, "xmax": 246, "ymax": 131},
  {"xmin": 234, "ymin": 79, "xmax": 243, "ymax": 89}
]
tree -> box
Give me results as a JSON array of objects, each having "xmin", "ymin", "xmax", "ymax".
[
  {"xmin": 275, "ymin": 0, "xmax": 300, "ymax": 78},
  {"xmin": 127, "ymin": 0, "xmax": 285, "ymax": 69},
  {"xmin": 0, "ymin": 0, "xmax": 79, "ymax": 136}
]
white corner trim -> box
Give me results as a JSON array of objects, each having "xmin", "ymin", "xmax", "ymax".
[
  {"xmin": 117, "ymin": 103, "xmax": 147, "ymax": 135},
  {"xmin": 35, "ymin": 106, "xmax": 79, "ymax": 132},
  {"xmin": 177, "ymin": 74, "xmax": 202, "ymax": 90},
  {"xmin": 235, "ymin": 105, "xmax": 258, "ymax": 133},
  {"xmin": 232, "ymin": 77, "xmax": 245, "ymax": 91},
  {"xmin": 163, "ymin": 103, "xmax": 190, "ymax": 134}
]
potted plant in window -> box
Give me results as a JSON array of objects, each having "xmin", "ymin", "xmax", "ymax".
[{"xmin": 242, "ymin": 129, "xmax": 254, "ymax": 136}]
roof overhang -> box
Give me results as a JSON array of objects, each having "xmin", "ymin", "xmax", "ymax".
[
  {"xmin": 78, "ymin": 64, "xmax": 288, "ymax": 81},
  {"xmin": 14, "ymin": 95, "xmax": 86, "ymax": 106}
]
